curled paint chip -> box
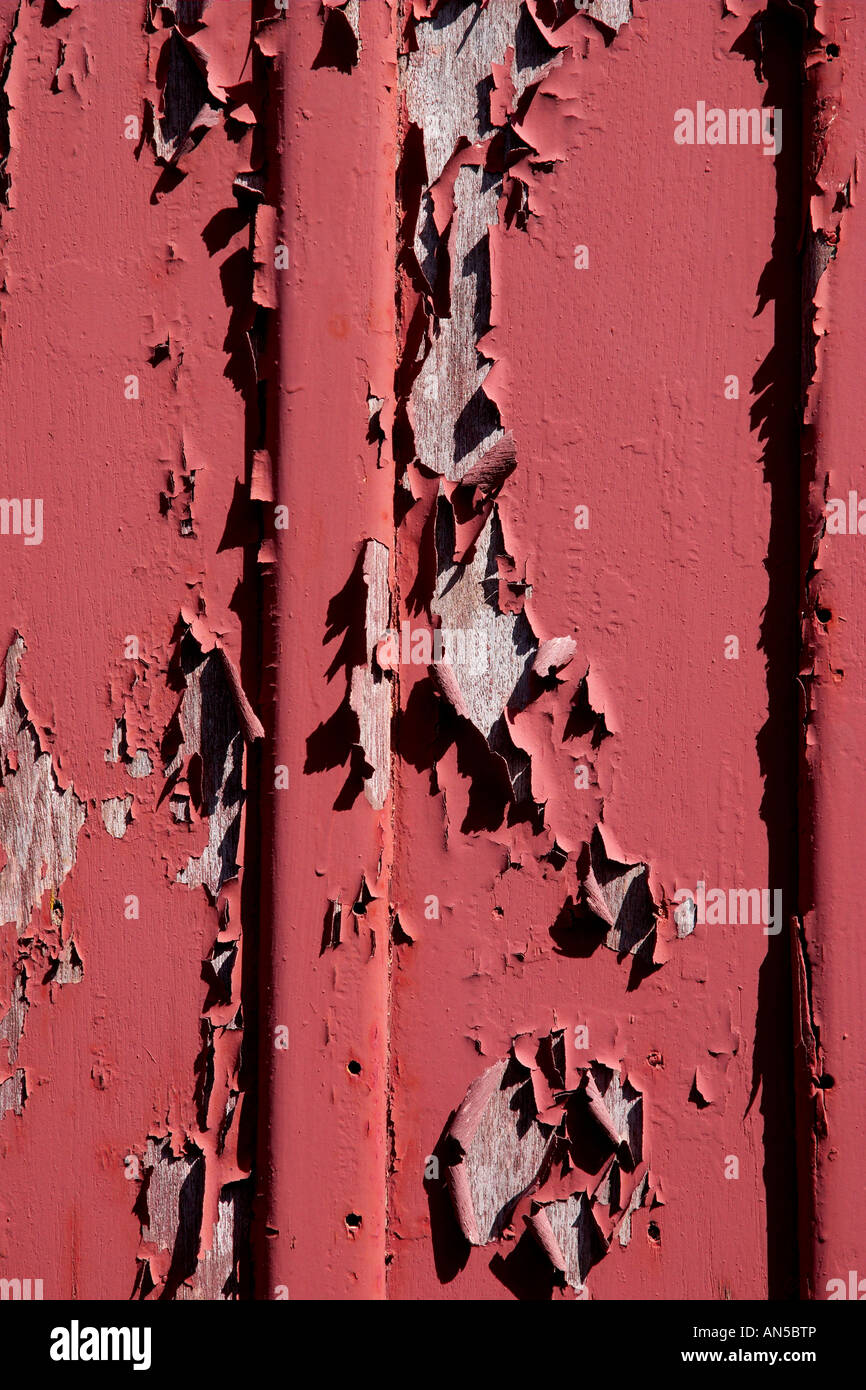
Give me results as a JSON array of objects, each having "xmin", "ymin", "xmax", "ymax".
[
  {"xmin": 167, "ymin": 633, "xmax": 248, "ymax": 899},
  {"xmin": 0, "ymin": 971, "xmax": 27, "ymax": 1069},
  {"xmin": 579, "ymin": 827, "xmax": 657, "ymax": 958},
  {"xmin": 250, "ymin": 448, "xmax": 274, "ymax": 504},
  {"xmin": 444, "ymin": 1034, "xmax": 651, "ymax": 1292},
  {"xmin": 445, "ymin": 1057, "xmax": 553, "ymax": 1245},
  {"xmin": 150, "ymin": 30, "xmax": 222, "ymax": 166},
  {"xmin": 0, "ymin": 636, "xmax": 86, "ymax": 934},
  {"xmin": 533, "ymin": 635, "xmax": 577, "ymax": 679},
  {"xmin": 349, "ymin": 539, "xmax": 391, "ymax": 811},
  {"xmin": 458, "ymin": 433, "xmax": 518, "ymax": 498},
  {"xmin": 0, "ymin": 1068, "xmax": 25, "ymax": 1121},
  {"xmin": 46, "ymin": 938, "xmax": 84, "ymax": 987},
  {"xmin": 526, "ymin": 1191, "xmax": 603, "ymax": 1293},
  {"xmin": 584, "ymin": 1061, "xmax": 642, "ymax": 1167}
]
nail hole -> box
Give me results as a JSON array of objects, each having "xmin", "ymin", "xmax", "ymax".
[
  {"xmin": 826, "ymin": 43, "xmax": 840, "ymax": 58},
  {"xmin": 648, "ymin": 1221, "xmax": 661, "ymax": 1245},
  {"xmin": 346, "ymin": 1212, "xmax": 362, "ymax": 1229},
  {"xmin": 817, "ymin": 1073, "xmax": 835, "ymax": 1089},
  {"xmin": 816, "ymin": 606, "xmax": 832, "ymax": 625},
  {"xmin": 347, "ymin": 1059, "xmax": 362, "ymax": 1075}
]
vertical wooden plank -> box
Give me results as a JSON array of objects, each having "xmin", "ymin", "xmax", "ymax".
[
  {"xmin": 387, "ymin": 0, "xmax": 800, "ymax": 1299},
  {"xmin": 261, "ymin": 0, "xmax": 396, "ymax": 1300},
  {"xmin": 798, "ymin": 0, "xmax": 866, "ymax": 1303},
  {"xmin": 0, "ymin": 0, "xmax": 267, "ymax": 1300}
]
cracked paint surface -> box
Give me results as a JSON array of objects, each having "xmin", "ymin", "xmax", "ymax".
[
  {"xmin": 0, "ymin": 0, "xmax": 269, "ymax": 1298},
  {"xmin": 379, "ymin": 0, "xmax": 795, "ymax": 1299},
  {"xmin": 263, "ymin": 0, "xmax": 806, "ymax": 1301},
  {"xmin": 442, "ymin": 1031, "xmax": 651, "ymax": 1291},
  {"xmin": 795, "ymin": 0, "xmax": 866, "ymax": 1301},
  {"xmin": 0, "ymin": 0, "xmax": 853, "ymax": 1303}
]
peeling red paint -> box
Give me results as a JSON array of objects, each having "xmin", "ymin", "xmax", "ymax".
[
  {"xmin": 796, "ymin": 0, "xmax": 866, "ymax": 1303},
  {"xmin": 384, "ymin": 0, "xmax": 800, "ymax": 1299},
  {"xmin": 0, "ymin": 0, "xmax": 269, "ymax": 1299},
  {"xmin": 0, "ymin": 0, "xmax": 862, "ymax": 1306}
]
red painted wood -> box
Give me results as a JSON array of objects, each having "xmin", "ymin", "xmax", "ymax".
[
  {"xmin": 261, "ymin": 0, "xmax": 396, "ymax": 1300},
  {"xmin": 798, "ymin": 0, "xmax": 866, "ymax": 1304},
  {"xmin": 386, "ymin": 0, "xmax": 799, "ymax": 1301},
  {"xmin": 0, "ymin": 0, "xmax": 266, "ymax": 1301},
  {"xmin": 0, "ymin": 0, "xmax": 861, "ymax": 1306}
]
